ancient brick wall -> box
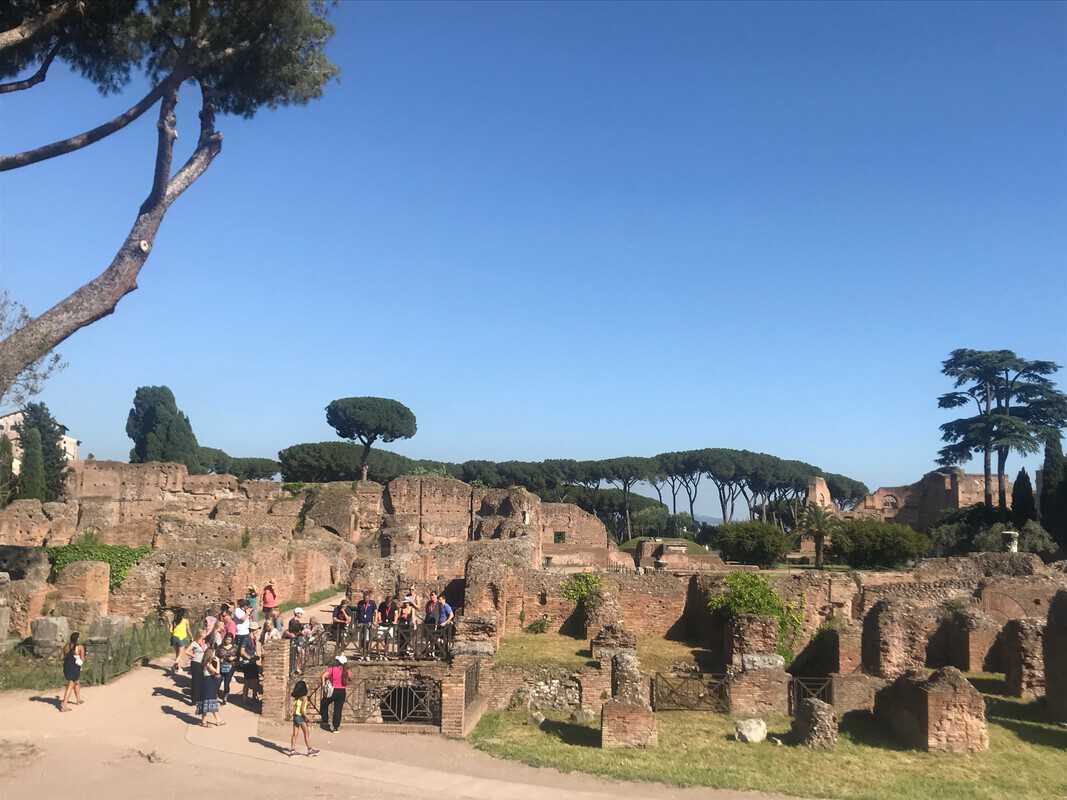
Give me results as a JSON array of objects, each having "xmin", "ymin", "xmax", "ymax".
[
  {"xmin": 728, "ymin": 668, "xmax": 790, "ymax": 716},
  {"xmin": 55, "ymin": 560, "xmax": 110, "ymax": 614},
  {"xmin": 946, "ymin": 609, "xmax": 1001, "ymax": 672},
  {"xmin": 1044, "ymin": 590, "xmax": 1067, "ymax": 721},
  {"xmin": 1002, "ymin": 618, "xmax": 1046, "ymax": 700},
  {"xmin": 979, "ymin": 576, "xmax": 1066, "ymax": 624},
  {"xmin": 874, "ymin": 667, "xmax": 988, "ymax": 753},
  {"xmin": 830, "ymin": 673, "xmax": 884, "ymax": 715},
  {"xmin": 855, "ymin": 579, "xmax": 975, "ymax": 620},
  {"xmin": 725, "ymin": 615, "xmax": 779, "ymax": 666},
  {"xmin": 861, "ymin": 599, "xmax": 942, "ymax": 679},
  {"xmin": 601, "ymin": 700, "xmax": 657, "ymax": 748}
]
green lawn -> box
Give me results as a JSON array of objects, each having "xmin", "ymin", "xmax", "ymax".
[
  {"xmin": 278, "ymin": 584, "xmax": 346, "ymax": 613},
  {"xmin": 471, "ymin": 673, "xmax": 1067, "ymax": 800},
  {"xmin": 493, "ymin": 632, "xmax": 713, "ymax": 674}
]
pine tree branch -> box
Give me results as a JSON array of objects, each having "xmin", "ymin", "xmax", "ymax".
[
  {"xmin": 0, "ymin": 0, "xmax": 78, "ymax": 53},
  {"xmin": 0, "ymin": 40, "xmax": 61, "ymax": 94}
]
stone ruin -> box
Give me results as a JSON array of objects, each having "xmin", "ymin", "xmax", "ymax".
[
  {"xmin": 874, "ymin": 667, "xmax": 988, "ymax": 753},
  {"xmin": 791, "ymin": 697, "xmax": 837, "ymax": 749},
  {"xmin": 723, "ymin": 614, "xmax": 790, "ymax": 717},
  {"xmin": 601, "ymin": 649, "xmax": 657, "ymax": 748},
  {"xmin": 1001, "ymin": 618, "xmax": 1045, "ymax": 700},
  {"xmin": 1043, "ymin": 589, "xmax": 1067, "ymax": 721}
]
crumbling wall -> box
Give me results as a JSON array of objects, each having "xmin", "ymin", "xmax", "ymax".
[
  {"xmin": 1002, "ymin": 618, "xmax": 1045, "ymax": 700},
  {"xmin": 1045, "ymin": 590, "xmax": 1067, "ymax": 721},
  {"xmin": 861, "ymin": 599, "xmax": 942, "ymax": 679},
  {"xmin": 874, "ymin": 667, "xmax": 988, "ymax": 753}
]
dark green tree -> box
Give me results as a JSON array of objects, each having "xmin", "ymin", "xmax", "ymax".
[
  {"xmin": 1011, "ymin": 467, "xmax": 1037, "ymax": 527},
  {"xmin": 126, "ymin": 385, "xmax": 203, "ymax": 473},
  {"xmin": 823, "ymin": 472, "xmax": 870, "ymax": 512},
  {"xmin": 1040, "ymin": 434, "xmax": 1067, "ymax": 547},
  {"xmin": 325, "ymin": 397, "xmax": 416, "ymax": 481},
  {"xmin": 937, "ymin": 349, "xmax": 1067, "ymax": 512},
  {"xmin": 15, "ymin": 401, "xmax": 70, "ymax": 500},
  {"xmin": 228, "ymin": 457, "xmax": 281, "ymax": 480},
  {"xmin": 17, "ymin": 427, "xmax": 46, "ymax": 501},
  {"xmin": 0, "ymin": 432, "xmax": 14, "ymax": 507},
  {"xmin": 197, "ymin": 446, "xmax": 232, "ymax": 475},
  {"xmin": 0, "ymin": 1, "xmax": 338, "ymax": 404}
]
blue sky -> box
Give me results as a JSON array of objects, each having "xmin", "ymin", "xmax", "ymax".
[{"xmin": 1, "ymin": 1, "xmax": 1064, "ymax": 517}]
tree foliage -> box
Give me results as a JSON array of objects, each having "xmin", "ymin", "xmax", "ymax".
[
  {"xmin": 1040, "ymin": 435, "xmax": 1067, "ymax": 548},
  {"xmin": 325, "ymin": 397, "xmax": 416, "ymax": 476},
  {"xmin": 1011, "ymin": 467, "xmax": 1038, "ymax": 528},
  {"xmin": 796, "ymin": 502, "xmax": 839, "ymax": 569},
  {"xmin": 48, "ymin": 534, "xmax": 151, "ymax": 591},
  {"xmin": 0, "ymin": 433, "xmax": 13, "ymax": 508},
  {"xmin": 126, "ymin": 385, "xmax": 203, "ymax": 473},
  {"xmin": 16, "ymin": 427, "xmax": 46, "ymax": 501},
  {"xmin": 713, "ymin": 521, "xmax": 793, "ymax": 568},
  {"xmin": 15, "ymin": 401, "xmax": 70, "ymax": 500},
  {"xmin": 0, "ymin": 290, "xmax": 64, "ymax": 406},
  {"xmin": 830, "ymin": 518, "xmax": 929, "ymax": 568},
  {"xmin": 0, "ymin": 2, "xmax": 338, "ymax": 405},
  {"xmin": 706, "ymin": 571, "xmax": 802, "ymax": 661}
]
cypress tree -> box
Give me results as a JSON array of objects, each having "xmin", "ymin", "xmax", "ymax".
[
  {"xmin": 126, "ymin": 386, "xmax": 204, "ymax": 474},
  {"xmin": 0, "ymin": 433, "xmax": 14, "ymax": 508},
  {"xmin": 17, "ymin": 428, "xmax": 47, "ymax": 502},
  {"xmin": 1011, "ymin": 467, "xmax": 1037, "ymax": 527},
  {"xmin": 15, "ymin": 403, "xmax": 71, "ymax": 501},
  {"xmin": 1040, "ymin": 435, "xmax": 1067, "ymax": 548}
]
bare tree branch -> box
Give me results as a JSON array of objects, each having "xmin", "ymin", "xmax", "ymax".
[
  {"xmin": 0, "ymin": 0, "xmax": 78, "ymax": 53},
  {"xmin": 0, "ymin": 86, "xmax": 222, "ymax": 400},
  {"xmin": 0, "ymin": 67, "xmax": 189, "ymax": 172},
  {"xmin": 0, "ymin": 40, "xmax": 61, "ymax": 94}
]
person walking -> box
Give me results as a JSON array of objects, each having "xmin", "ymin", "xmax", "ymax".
[
  {"xmin": 289, "ymin": 680, "xmax": 319, "ymax": 757},
  {"xmin": 319, "ymin": 654, "xmax": 348, "ymax": 733},
  {"xmin": 217, "ymin": 633, "xmax": 239, "ymax": 704},
  {"xmin": 169, "ymin": 610, "xmax": 190, "ymax": 674},
  {"xmin": 198, "ymin": 647, "xmax": 224, "ymax": 727},
  {"xmin": 59, "ymin": 632, "xmax": 86, "ymax": 712}
]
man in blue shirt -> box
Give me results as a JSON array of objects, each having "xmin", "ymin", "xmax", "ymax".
[
  {"xmin": 354, "ymin": 591, "xmax": 377, "ymax": 658},
  {"xmin": 435, "ymin": 597, "xmax": 454, "ymax": 627}
]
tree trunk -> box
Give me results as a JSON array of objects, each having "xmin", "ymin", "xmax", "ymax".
[
  {"xmin": 983, "ymin": 445, "xmax": 993, "ymax": 511},
  {"xmin": 996, "ymin": 448, "xmax": 1009, "ymax": 512},
  {"xmin": 814, "ymin": 533, "xmax": 824, "ymax": 570},
  {"xmin": 0, "ymin": 85, "xmax": 220, "ymax": 403}
]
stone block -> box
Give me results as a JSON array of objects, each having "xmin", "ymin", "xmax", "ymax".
[
  {"xmin": 90, "ymin": 614, "xmax": 132, "ymax": 640},
  {"xmin": 0, "ymin": 605, "xmax": 10, "ymax": 642},
  {"xmin": 56, "ymin": 599, "xmax": 102, "ymax": 632},
  {"xmin": 725, "ymin": 614, "xmax": 779, "ymax": 667},
  {"xmin": 601, "ymin": 700, "xmax": 657, "ymax": 748},
  {"xmin": 734, "ymin": 718, "xmax": 767, "ymax": 743},
  {"xmin": 611, "ymin": 651, "xmax": 647, "ymax": 706},
  {"xmin": 861, "ymin": 599, "xmax": 941, "ymax": 679},
  {"xmin": 728, "ymin": 668, "xmax": 790, "ymax": 716},
  {"xmin": 590, "ymin": 622, "xmax": 636, "ymax": 663},
  {"xmin": 829, "ymin": 673, "xmax": 885, "ymax": 715},
  {"xmin": 55, "ymin": 560, "xmax": 110, "ymax": 612},
  {"xmin": 741, "ymin": 653, "xmax": 785, "ymax": 671},
  {"xmin": 31, "ymin": 616, "xmax": 70, "ymax": 657},
  {"xmin": 791, "ymin": 697, "xmax": 837, "ymax": 748},
  {"xmin": 874, "ymin": 667, "xmax": 988, "ymax": 753},
  {"xmin": 948, "ymin": 608, "xmax": 1001, "ymax": 672},
  {"xmin": 1002, "ymin": 618, "xmax": 1045, "ymax": 700}
]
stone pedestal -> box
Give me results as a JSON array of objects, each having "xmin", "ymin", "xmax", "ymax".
[
  {"xmin": 791, "ymin": 697, "xmax": 837, "ymax": 748},
  {"xmin": 874, "ymin": 667, "xmax": 988, "ymax": 753},
  {"xmin": 601, "ymin": 700, "xmax": 657, "ymax": 748}
]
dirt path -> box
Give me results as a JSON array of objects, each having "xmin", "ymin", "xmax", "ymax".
[{"xmin": 0, "ymin": 598, "xmax": 799, "ymax": 800}]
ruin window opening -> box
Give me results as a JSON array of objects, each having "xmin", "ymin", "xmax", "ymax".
[{"xmin": 553, "ymin": 531, "xmax": 567, "ymax": 544}]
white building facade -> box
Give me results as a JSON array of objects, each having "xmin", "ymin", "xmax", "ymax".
[{"xmin": 0, "ymin": 410, "xmax": 80, "ymax": 474}]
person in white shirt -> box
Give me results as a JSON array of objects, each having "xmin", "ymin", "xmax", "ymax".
[{"xmin": 234, "ymin": 599, "xmax": 251, "ymax": 650}]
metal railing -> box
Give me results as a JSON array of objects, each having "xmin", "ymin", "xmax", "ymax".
[
  {"xmin": 652, "ymin": 672, "xmax": 729, "ymax": 712},
  {"xmin": 345, "ymin": 622, "xmax": 454, "ymax": 662},
  {"xmin": 304, "ymin": 676, "xmax": 442, "ymax": 726},
  {"xmin": 789, "ymin": 676, "xmax": 832, "ymax": 715}
]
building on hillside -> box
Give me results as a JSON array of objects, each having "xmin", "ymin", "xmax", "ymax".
[{"xmin": 0, "ymin": 410, "xmax": 80, "ymax": 475}]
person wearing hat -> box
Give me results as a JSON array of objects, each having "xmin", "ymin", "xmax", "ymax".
[
  {"xmin": 319, "ymin": 654, "xmax": 349, "ymax": 733},
  {"xmin": 261, "ymin": 580, "xmax": 279, "ymax": 616},
  {"xmin": 285, "ymin": 608, "xmax": 307, "ymax": 673},
  {"xmin": 245, "ymin": 585, "xmax": 259, "ymax": 621}
]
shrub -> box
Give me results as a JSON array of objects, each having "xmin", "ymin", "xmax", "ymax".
[
  {"xmin": 829, "ymin": 518, "xmax": 929, "ymax": 568},
  {"xmin": 713, "ymin": 521, "xmax": 793, "ymax": 567},
  {"xmin": 560, "ymin": 573, "xmax": 602, "ymax": 607},
  {"xmin": 707, "ymin": 571, "xmax": 802, "ymax": 661},
  {"xmin": 525, "ymin": 617, "xmax": 549, "ymax": 634},
  {"xmin": 928, "ymin": 505, "xmax": 1055, "ymax": 557},
  {"xmin": 46, "ymin": 533, "xmax": 151, "ymax": 591}
]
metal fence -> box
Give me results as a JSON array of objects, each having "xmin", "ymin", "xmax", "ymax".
[
  {"xmin": 79, "ymin": 620, "xmax": 171, "ymax": 685},
  {"xmin": 289, "ymin": 622, "xmax": 454, "ymax": 676},
  {"xmin": 789, "ymin": 676, "xmax": 832, "ymax": 715},
  {"xmin": 304, "ymin": 676, "xmax": 442, "ymax": 726},
  {"xmin": 652, "ymin": 672, "xmax": 730, "ymax": 712}
]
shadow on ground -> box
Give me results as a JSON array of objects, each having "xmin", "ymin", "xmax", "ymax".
[{"xmin": 540, "ymin": 719, "xmax": 600, "ymax": 748}]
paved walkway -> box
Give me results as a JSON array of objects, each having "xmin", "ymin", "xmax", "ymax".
[{"xmin": 0, "ymin": 595, "xmax": 797, "ymax": 800}]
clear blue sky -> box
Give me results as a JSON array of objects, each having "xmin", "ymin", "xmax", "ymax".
[{"xmin": 2, "ymin": 1, "xmax": 1065, "ymax": 517}]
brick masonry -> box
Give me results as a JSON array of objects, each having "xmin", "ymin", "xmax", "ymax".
[
  {"xmin": 1002, "ymin": 618, "xmax": 1045, "ymax": 700},
  {"xmin": 600, "ymin": 700, "xmax": 657, "ymax": 748},
  {"xmin": 874, "ymin": 667, "xmax": 988, "ymax": 753}
]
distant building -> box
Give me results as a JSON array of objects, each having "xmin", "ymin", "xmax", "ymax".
[{"xmin": 0, "ymin": 410, "xmax": 80, "ymax": 475}]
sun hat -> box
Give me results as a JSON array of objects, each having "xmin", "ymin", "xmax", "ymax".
[
  {"xmin": 294, "ymin": 607, "xmax": 305, "ymax": 616},
  {"xmin": 249, "ymin": 621, "xmax": 262, "ymax": 630}
]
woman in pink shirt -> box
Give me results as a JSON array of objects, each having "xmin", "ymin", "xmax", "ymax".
[
  {"xmin": 262, "ymin": 580, "xmax": 279, "ymax": 614},
  {"xmin": 319, "ymin": 654, "xmax": 348, "ymax": 733}
]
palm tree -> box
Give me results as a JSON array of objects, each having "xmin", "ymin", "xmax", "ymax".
[{"xmin": 799, "ymin": 503, "xmax": 839, "ymax": 570}]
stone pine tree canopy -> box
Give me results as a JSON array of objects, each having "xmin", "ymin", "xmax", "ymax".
[
  {"xmin": 325, "ymin": 397, "xmax": 418, "ymax": 471},
  {"xmin": 0, "ymin": 0, "xmax": 338, "ymax": 405}
]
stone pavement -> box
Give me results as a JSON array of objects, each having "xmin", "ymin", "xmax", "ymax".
[{"xmin": 0, "ymin": 598, "xmax": 799, "ymax": 800}]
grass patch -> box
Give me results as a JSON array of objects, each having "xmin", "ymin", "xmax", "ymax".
[
  {"xmin": 470, "ymin": 673, "xmax": 1067, "ymax": 800},
  {"xmin": 494, "ymin": 632, "xmax": 713, "ymax": 674},
  {"xmin": 278, "ymin": 584, "xmax": 346, "ymax": 614}
]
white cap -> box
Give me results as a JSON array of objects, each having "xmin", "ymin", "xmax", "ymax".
[
  {"xmin": 294, "ymin": 607, "xmax": 305, "ymax": 615},
  {"xmin": 335, "ymin": 654, "xmax": 347, "ymax": 664}
]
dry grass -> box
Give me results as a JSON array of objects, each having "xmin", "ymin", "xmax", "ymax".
[{"xmin": 471, "ymin": 673, "xmax": 1067, "ymax": 800}]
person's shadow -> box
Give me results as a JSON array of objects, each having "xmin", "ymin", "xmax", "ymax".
[
  {"xmin": 248, "ymin": 736, "xmax": 290, "ymax": 755},
  {"xmin": 29, "ymin": 696, "xmax": 62, "ymax": 711},
  {"xmin": 161, "ymin": 704, "xmax": 201, "ymax": 725},
  {"xmin": 152, "ymin": 686, "xmax": 190, "ymax": 704}
]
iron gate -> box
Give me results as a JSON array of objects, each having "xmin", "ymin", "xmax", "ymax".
[
  {"xmin": 790, "ymin": 676, "xmax": 831, "ymax": 715},
  {"xmin": 652, "ymin": 673, "xmax": 729, "ymax": 712}
]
